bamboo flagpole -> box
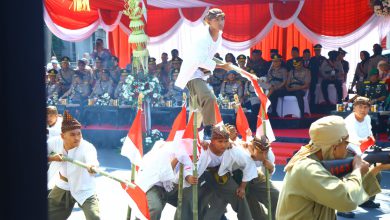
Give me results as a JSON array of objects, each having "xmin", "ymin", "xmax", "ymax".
[
  {"xmin": 261, "ymin": 107, "xmax": 273, "ymax": 220},
  {"xmin": 61, "ymin": 156, "xmax": 136, "ymax": 189},
  {"xmin": 192, "ymin": 97, "xmax": 199, "ymax": 220},
  {"xmin": 126, "ymin": 93, "xmax": 144, "ymax": 220},
  {"xmin": 176, "ymin": 92, "xmax": 187, "ymax": 220}
]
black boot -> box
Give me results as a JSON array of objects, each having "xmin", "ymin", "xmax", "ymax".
[{"xmin": 203, "ymin": 125, "xmax": 212, "ymax": 140}]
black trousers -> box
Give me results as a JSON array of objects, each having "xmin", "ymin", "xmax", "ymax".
[{"xmin": 321, "ymin": 79, "xmax": 342, "ymax": 103}]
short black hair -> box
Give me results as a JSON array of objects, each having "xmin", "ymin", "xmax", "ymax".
[
  {"xmin": 303, "ymin": 49, "xmax": 310, "ymax": 54},
  {"xmin": 162, "ymin": 52, "xmax": 168, "ymax": 56},
  {"xmin": 292, "ymin": 47, "xmax": 299, "ymax": 52},
  {"xmin": 252, "ymin": 49, "xmax": 262, "ymax": 54}
]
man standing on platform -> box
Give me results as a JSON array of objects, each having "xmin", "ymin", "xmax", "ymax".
[
  {"xmin": 175, "ymin": 8, "xmax": 233, "ymax": 140},
  {"xmin": 309, "ymin": 44, "xmax": 326, "ymax": 111},
  {"xmin": 286, "ymin": 47, "xmax": 300, "ymax": 72},
  {"xmin": 47, "ymin": 111, "xmax": 100, "ymax": 220},
  {"xmin": 57, "ymin": 56, "xmax": 75, "ymax": 96}
]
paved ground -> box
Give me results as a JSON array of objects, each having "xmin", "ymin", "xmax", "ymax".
[{"xmin": 68, "ymin": 148, "xmax": 390, "ymax": 220}]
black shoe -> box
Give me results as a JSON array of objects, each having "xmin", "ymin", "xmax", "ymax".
[
  {"xmin": 203, "ymin": 125, "xmax": 212, "ymax": 140},
  {"xmin": 337, "ymin": 211, "xmax": 355, "ymax": 218},
  {"xmin": 359, "ymin": 200, "xmax": 380, "ymax": 209}
]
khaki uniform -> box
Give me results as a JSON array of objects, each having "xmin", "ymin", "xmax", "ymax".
[
  {"xmin": 62, "ymin": 82, "xmax": 91, "ymax": 104},
  {"xmin": 46, "ymin": 81, "xmax": 60, "ymax": 99},
  {"xmin": 90, "ymin": 79, "xmax": 114, "ymax": 98},
  {"xmin": 220, "ymin": 80, "xmax": 243, "ymax": 102},
  {"xmin": 57, "ymin": 68, "xmax": 75, "ymax": 95},
  {"xmin": 276, "ymin": 154, "xmax": 381, "ymax": 220},
  {"xmin": 267, "ymin": 67, "xmax": 288, "ymax": 115}
]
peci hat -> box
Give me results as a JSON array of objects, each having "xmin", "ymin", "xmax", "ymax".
[
  {"xmin": 61, "ymin": 56, "xmax": 70, "ymax": 63},
  {"xmin": 338, "ymin": 47, "xmax": 347, "ymax": 55},
  {"xmin": 47, "ymin": 69, "xmax": 58, "ymax": 76},
  {"xmin": 148, "ymin": 57, "xmax": 156, "ymax": 64},
  {"xmin": 61, "ymin": 111, "xmax": 82, "ymax": 133},
  {"xmin": 237, "ymin": 54, "xmax": 246, "ymax": 61},
  {"xmin": 313, "ymin": 44, "xmax": 322, "ymax": 50}
]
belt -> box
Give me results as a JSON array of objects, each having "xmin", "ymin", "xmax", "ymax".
[
  {"xmin": 207, "ymin": 166, "xmax": 230, "ymax": 185},
  {"xmin": 59, "ymin": 172, "xmax": 68, "ymax": 182}
]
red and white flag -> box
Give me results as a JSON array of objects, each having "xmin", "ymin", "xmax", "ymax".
[
  {"xmin": 214, "ymin": 101, "xmax": 224, "ymax": 126},
  {"xmin": 236, "ymin": 105, "xmax": 250, "ymax": 141},
  {"xmin": 121, "ymin": 183, "xmax": 150, "ymax": 220},
  {"xmin": 166, "ymin": 106, "xmax": 187, "ymax": 142},
  {"xmin": 180, "ymin": 112, "xmax": 202, "ymax": 159},
  {"xmin": 121, "ymin": 109, "xmax": 143, "ymax": 167},
  {"xmin": 235, "ymin": 68, "xmax": 275, "ymax": 142},
  {"xmin": 120, "ymin": 109, "xmax": 150, "ymax": 220}
]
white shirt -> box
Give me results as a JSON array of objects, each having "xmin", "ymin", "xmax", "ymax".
[
  {"xmin": 175, "ymin": 27, "xmax": 222, "ymax": 89},
  {"xmin": 47, "ymin": 116, "xmax": 63, "ymax": 139},
  {"xmin": 345, "ymin": 113, "xmax": 372, "ymax": 154},
  {"xmin": 47, "ymin": 137, "xmax": 99, "ymax": 205}
]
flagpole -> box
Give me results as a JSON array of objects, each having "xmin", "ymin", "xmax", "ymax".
[
  {"xmin": 127, "ymin": 93, "xmax": 144, "ymax": 220},
  {"xmin": 61, "ymin": 156, "xmax": 136, "ymax": 189},
  {"xmin": 192, "ymin": 98, "xmax": 198, "ymax": 220},
  {"xmin": 261, "ymin": 106, "xmax": 272, "ymax": 220},
  {"xmin": 176, "ymin": 93, "xmax": 187, "ymax": 220}
]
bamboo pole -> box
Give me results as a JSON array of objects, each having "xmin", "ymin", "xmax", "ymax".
[
  {"xmin": 261, "ymin": 107, "xmax": 272, "ymax": 220},
  {"xmin": 176, "ymin": 93, "xmax": 187, "ymax": 220},
  {"xmin": 126, "ymin": 93, "xmax": 144, "ymax": 220},
  {"xmin": 61, "ymin": 156, "xmax": 136, "ymax": 189},
  {"xmin": 192, "ymin": 108, "xmax": 198, "ymax": 220}
]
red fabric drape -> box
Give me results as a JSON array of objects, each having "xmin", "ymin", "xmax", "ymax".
[
  {"xmin": 298, "ymin": 0, "xmax": 373, "ymax": 36},
  {"xmin": 272, "ymin": 1, "xmax": 300, "ymax": 20},
  {"xmin": 181, "ymin": 7, "xmax": 208, "ymax": 22},
  {"xmin": 145, "ymin": 6, "xmax": 181, "ymax": 37},
  {"xmin": 220, "ymin": 4, "xmax": 270, "ymax": 42},
  {"xmin": 109, "ymin": 26, "xmax": 132, "ymax": 68},
  {"xmin": 99, "ymin": 10, "xmax": 120, "ymax": 25},
  {"xmin": 251, "ymin": 24, "xmax": 314, "ymax": 61},
  {"xmin": 45, "ymin": 0, "xmax": 98, "ymax": 29}
]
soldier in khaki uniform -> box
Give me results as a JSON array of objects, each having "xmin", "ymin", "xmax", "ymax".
[
  {"xmin": 57, "ymin": 56, "xmax": 75, "ymax": 96},
  {"xmin": 91, "ymin": 57, "xmax": 104, "ymax": 86},
  {"xmin": 220, "ymin": 70, "xmax": 243, "ymax": 102},
  {"xmin": 267, "ymin": 54, "xmax": 288, "ymax": 116},
  {"xmin": 89, "ymin": 69, "xmax": 114, "ymax": 99},
  {"xmin": 276, "ymin": 115, "xmax": 389, "ymax": 220},
  {"xmin": 357, "ymin": 68, "xmax": 388, "ymax": 106},
  {"xmin": 283, "ymin": 57, "xmax": 311, "ymax": 117},
  {"xmin": 114, "ymin": 69, "xmax": 129, "ymax": 102},
  {"xmin": 109, "ymin": 56, "xmax": 121, "ymax": 86},
  {"xmin": 46, "ymin": 69, "xmax": 60, "ymax": 101},
  {"xmin": 60, "ymin": 74, "xmax": 91, "ymax": 105}
]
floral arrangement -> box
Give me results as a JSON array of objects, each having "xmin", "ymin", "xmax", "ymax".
[
  {"xmin": 120, "ymin": 128, "xmax": 164, "ymax": 154},
  {"xmin": 47, "ymin": 92, "xmax": 59, "ymax": 105},
  {"xmin": 370, "ymin": 0, "xmax": 390, "ymax": 16},
  {"xmin": 143, "ymin": 129, "xmax": 164, "ymax": 153},
  {"xmin": 122, "ymin": 73, "xmax": 163, "ymax": 107},
  {"xmin": 94, "ymin": 93, "xmax": 111, "ymax": 106}
]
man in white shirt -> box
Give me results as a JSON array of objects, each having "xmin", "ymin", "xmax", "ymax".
[
  {"xmin": 178, "ymin": 124, "xmax": 257, "ymax": 220},
  {"xmin": 47, "ymin": 111, "xmax": 100, "ymax": 220},
  {"xmin": 344, "ymin": 96, "xmax": 381, "ymax": 211},
  {"xmin": 175, "ymin": 8, "xmax": 233, "ymax": 140},
  {"xmin": 47, "ymin": 106, "xmax": 63, "ymax": 139}
]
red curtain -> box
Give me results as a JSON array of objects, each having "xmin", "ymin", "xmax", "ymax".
[
  {"xmin": 145, "ymin": 6, "xmax": 181, "ymax": 37},
  {"xmin": 251, "ymin": 24, "xmax": 314, "ymax": 61},
  {"xmin": 220, "ymin": 4, "xmax": 270, "ymax": 42},
  {"xmin": 108, "ymin": 26, "xmax": 132, "ymax": 68},
  {"xmin": 298, "ymin": 0, "xmax": 373, "ymax": 36},
  {"xmin": 181, "ymin": 7, "xmax": 208, "ymax": 22},
  {"xmin": 45, "ymin": 0, "xmax": 98, "ymax": 29}
]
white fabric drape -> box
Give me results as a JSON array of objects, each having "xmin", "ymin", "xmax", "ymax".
[
  {"xmin": 44, "ymin": 7, "xmax": 100, "ymax": 42},
  {"xmin": 269, "ymin": 0, "xmax": 305, "ymax": 28},
  {"xmin": 98, "ymin": 10, "xmax": 123, "ymax": 32},
  {"xmin": 147, "ymin": 0, "xmax": 212, "ymax": 8}
]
